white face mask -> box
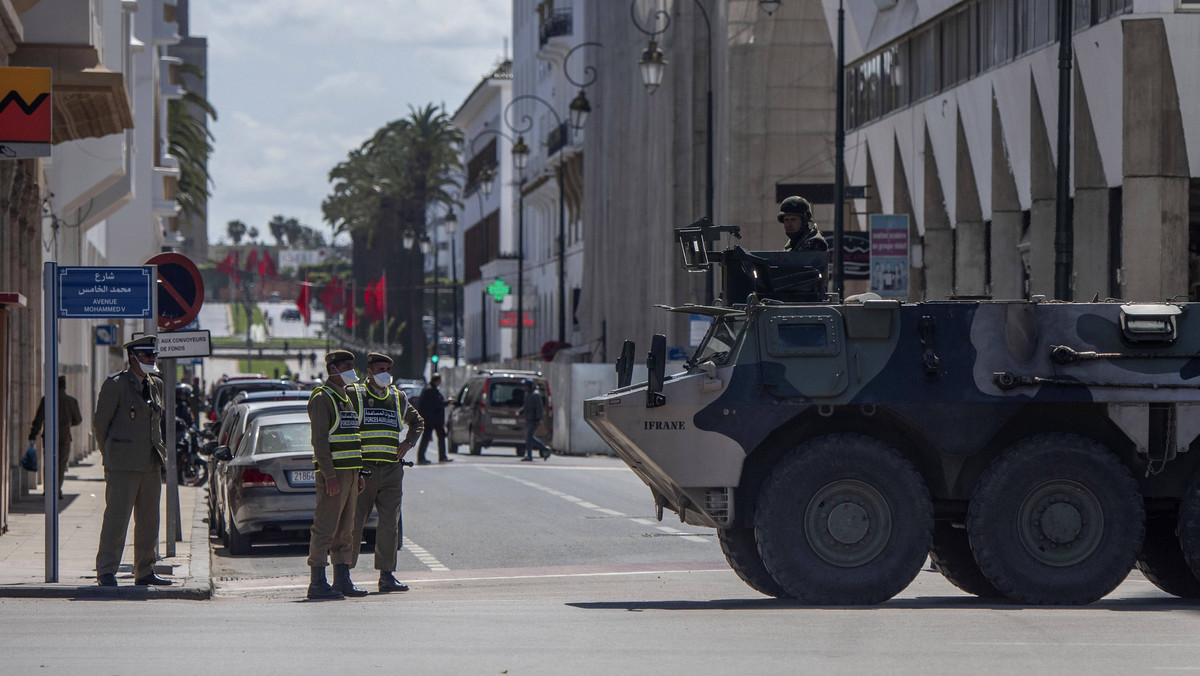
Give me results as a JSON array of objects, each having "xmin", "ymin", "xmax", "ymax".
[
  {"xmin": 371, "ymin": 372, "xmax": 392, "ymax": 387},
  {"xmin": 134, "ymin": 356, "xmax": 160, "ymax": 375},
  {"xmin": 339, "ymin": 369, "xmax": 359, "ymax": 384}
]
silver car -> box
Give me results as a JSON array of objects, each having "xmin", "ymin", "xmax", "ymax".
[
  {"xmin": 208, "ymin": 400, "xmax": 311, "ymax": 539},
  {"xmin": 214, "ymin": 411, "xmax": 377, "ymax": 555}
]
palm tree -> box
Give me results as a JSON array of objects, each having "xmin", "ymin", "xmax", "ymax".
[
  {"xmin": 321, "ymin": 104, "xmax": 462, "ymax": 376},
  {"xmin": 227, "ymin": 219, "xmax": 247, "ymax": 245},
  {"xmin": 167, "ymin": 63, "xmax": 217, "ymax": 222}
]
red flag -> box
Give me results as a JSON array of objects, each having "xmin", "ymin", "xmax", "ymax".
[
  {"xmin": 296, "ymin": 276, "xmax": 311, "ymax": 326},
  {"xmin": 364, "ymin": 273, "xmax": 386, "ymax": 322},
  {"xmin": 259, "ymin": 249, "xmax": 277, "ymax": 279},
  {"xmin": 344, "ymin": 281, "xmax": 356, "ymax": 329},
  {"xmin": 319, "ymin": 277, "xmax": 345, "ymax": 314},
  {"xmin": 244, "ymin": 248, "xmax": 259, "ymax": 274},
  {"xmin": 215, "ymin": 250, "xmax": 238, "ymax": 275}
]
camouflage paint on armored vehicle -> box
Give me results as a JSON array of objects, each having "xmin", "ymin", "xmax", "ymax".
[{"xmin": 585, "ymin": 236, "xmax": 1200, "ymax": 606}]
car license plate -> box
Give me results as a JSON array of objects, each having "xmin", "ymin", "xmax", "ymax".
[
  {"xmin": 290, "ymin": 470, "xmax": 316, "ymax": 486},
  {"xmin": 492, "ymin": 417, "xmax": 517, "ymax": 426}
]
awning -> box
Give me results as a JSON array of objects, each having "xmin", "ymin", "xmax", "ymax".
[{"xmin": 11, "ymin": 45, "xmax": 134, "ymax": 143}]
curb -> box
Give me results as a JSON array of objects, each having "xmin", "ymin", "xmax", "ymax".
[{"xmin": 0, "ymin": 487, "xmax": 213, "ymax": 601}]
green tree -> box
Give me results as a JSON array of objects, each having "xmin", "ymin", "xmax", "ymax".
[
  {"xmin": 227, "ymin": 219, "xmax": 247, "ymax": 245},
  {"xmin": 322, "ymin": 104, "xmax": 462, "ymax": 376},
  {"xmin": 167, "ymin": 64, "xmax": 218, "ymax": 221}
]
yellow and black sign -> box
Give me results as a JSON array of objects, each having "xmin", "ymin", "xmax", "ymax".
[{"xmin": 0, "ymin": 67, "xmax": 51, "ymax": 159}]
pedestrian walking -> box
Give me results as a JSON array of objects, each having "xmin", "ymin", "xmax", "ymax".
[
  {"xmin": 518, "ymin": 379, "xmax": 551, "ymax": 462},
  {"xmin": 29, "ymin": 375, "xmax": 83, "ymax": 500},
  {"xmin": 92, "ymin": 336, "xmax": 171, "ymax": 587},
  {"xmin": 306, "ymin": 349, "xmax": 368, "ymax": 600},
  {"xmin": 350, "ymin": 352, "xmax": 424, "ymax": 593},
  {"xmin": 416, "ymin": 374, "xmax": 450, "ymax": 464}
]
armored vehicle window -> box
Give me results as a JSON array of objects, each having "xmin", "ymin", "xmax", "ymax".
[
  {"xmin": 691, "ymin": 317, "xmax": 746, "ymax": 366},
  {"xmin": 766, "ymin": 314, "xmax": 842, "ymax": 357},
  {"xmin": 778, "ymin": 323, "xmax": 827, "ymax": 349}
]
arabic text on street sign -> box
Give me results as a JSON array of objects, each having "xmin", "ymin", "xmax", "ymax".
[{"xmin": 58, "ymin": 266, "xmax": 154, "ymax": 318}]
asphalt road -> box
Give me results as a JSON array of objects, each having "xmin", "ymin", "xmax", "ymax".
[
  {"xmin": 5, "ymin": 453, "xmax": 1200, "ymax": 675},
  {"xmin": 211, "ymin": 452, "xmax": 723, "ymax": 583}
]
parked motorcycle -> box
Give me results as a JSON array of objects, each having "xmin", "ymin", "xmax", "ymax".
[{"xmin": 176, "ymin": 415, "xmax": 209, "ymax": 487}]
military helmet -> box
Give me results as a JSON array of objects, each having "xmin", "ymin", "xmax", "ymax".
[{"xmin": 777, "ymin": 196, "xmax": 813, "ymax": 223}]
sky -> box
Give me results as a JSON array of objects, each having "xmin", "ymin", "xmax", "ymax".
[{"xmin": 189, "ymin": 0, "xmax": 511, "ymax": 249}]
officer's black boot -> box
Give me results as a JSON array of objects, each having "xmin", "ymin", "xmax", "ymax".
[
  {"xmin": 379, "ymin": 571, "xmax": 409, "ymax": 593},
  {"xmin": 332, "ymin": 563, "xmax": 369, "ymax": 597},
  {"xmin": 307, "ymin": 566, "xmax": 344, "ymax": 601}
]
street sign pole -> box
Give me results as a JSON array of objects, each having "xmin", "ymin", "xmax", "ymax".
[
  {"xmin": 47, "ymin": 265, "xmax": 156, "ymax": 582},
  {"xmin": 43, "ymin": 262, "xmax": 59, "ymax": 582}
]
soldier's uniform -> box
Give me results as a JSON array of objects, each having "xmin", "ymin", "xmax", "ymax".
[
  {"xmin": 93, "ymin": 336, "xmax": 169, "ymax": 586},
  {"xmin": 351, "ymin": 352, "xmax": 424, "ymax": 592},
  {"xmin": 307, "ymin": 349, "xmax": 366, "ymax": 599}
]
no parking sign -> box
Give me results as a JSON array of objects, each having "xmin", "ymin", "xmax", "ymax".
[{"xmin": 146, "ymin": 252, "xmax": 205, "ymax": 330}]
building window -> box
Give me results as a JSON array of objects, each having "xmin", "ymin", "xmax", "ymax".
[{"xmin": 847, "ymin": 0, "xmax": 1131, "ymax": 130}]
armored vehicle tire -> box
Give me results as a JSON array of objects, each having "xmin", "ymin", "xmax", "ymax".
[
  {"xmin": 1179, "ymin": 472, "xmax": 1200, "ymax": 580},
  {"xmin": 754, "ymin": 434, "xmax": 933, "ymax": 605},
  {"xmin": 717, "ymin": 527, "xmax": 791, "ymax": 598},
  {"xmin": 1136, "ymin": 516, "xmax": 1200, "ymax": 598},
  {"xmin": 967, "ymin": 434, "xmax": 1144, "ymax": 605},
  {"xmin": 929, "ymin": 521, "xmax": 1004, "ymax": 598}
]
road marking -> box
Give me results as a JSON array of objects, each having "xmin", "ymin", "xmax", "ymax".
[
  {"xmin": 477, "ymin": 467, "xmax": 710, "ymax": 544},
  {"xmin": 441, "ymin": 462, "xmax": 629, "ymax": 471},
  {"xmin": 402, "ymin": 536, "xmax": 449, "ymax": 571},
  {"xmin": 216, "ymin": 566, "xmax": 729, "ymax": 594}
]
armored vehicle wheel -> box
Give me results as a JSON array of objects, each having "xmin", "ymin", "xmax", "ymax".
[
  {"xmin": 717, "ymin": 527, "xmax": 791, "ymax": 598},
  {"xmin": 1179, "ymin": 472, "xmax": 1200, "ymax": 580},
  {"xmin": 754, "ymin": 434, "xmax": 932, "ymax": 605},
  {"xmin": 1136, "ymin": 516, "xmax": 1200, "ymax": 598},
  {"xmin": 967, "ymin": 434, "xmax": 1143, "ymax": 605},
  {"xmin": 929, "ymin": 521, "xmax": 1003, "ymax": 598}
]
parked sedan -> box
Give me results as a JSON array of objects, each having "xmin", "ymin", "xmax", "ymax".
[
  {"xmin": 208, "ymin": 400, "xmax": 311, "ymax": 538},
  {"xmin": 213, "ymin": 411, "xmax": 376, "ymax": 554}
]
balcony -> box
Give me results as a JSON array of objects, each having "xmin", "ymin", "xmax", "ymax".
[{"xmin": 538, "ymin": 8, "xmax": 572, "ymax": 48}]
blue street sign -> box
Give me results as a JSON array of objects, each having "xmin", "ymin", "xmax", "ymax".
[
  {"xmin": 667, "ymin": 347, "xmax": 689, "ymax": 361},
  {"xmin": 58, "ymin": 266, "xmax": 153, "ymax": 318},
  {"xmin": 94, "ymin": 324, "xmax": 118, "ymax": 346}
]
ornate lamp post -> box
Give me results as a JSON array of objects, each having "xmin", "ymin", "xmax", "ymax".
[{"xmin": 442, "ymin": 208, "xmax": 460, "ymax": 364}]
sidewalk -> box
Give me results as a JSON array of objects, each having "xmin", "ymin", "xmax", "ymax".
[{"xmin": 0, "ymin": 451, "xmax": 211, "ymax": 599}]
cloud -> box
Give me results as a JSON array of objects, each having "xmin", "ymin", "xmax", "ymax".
[{"xmin": 191, "ymin": 0, "xmax": 510, "ymax": 247}]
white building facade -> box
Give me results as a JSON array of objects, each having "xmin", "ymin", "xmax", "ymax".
[
  {"xmin": 453, "ymin": 60, "xmax": 517, "ymax": 362},
  {"xmin": 837, "ymin": 0, "xmax": 1200, "ymax": 301},
  {"xmin": 511, "ymin": 0, "xmax": 588, "ymax": 358}
]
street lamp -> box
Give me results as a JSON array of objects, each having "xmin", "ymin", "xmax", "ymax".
[
  {"xmin": 631, "ymin": 0, "xmax": 715, "ymax": 304},
  {"xmin": 401, "ymin": 228, "xmax": 415, "ymax": 250},
  {"xmin": 442, "ymin": 208, "xmax": 460, "ymax": 364},
  {"xmin": 638, "ymin": 40, "xmax": 667, "ymax": 94},
  {"xmin": 568, "ymin": 90, "xmax": 592, "ymax": 131},
  {"xmin": 759, "ymin": 0, "xmax": 782, "ymax": 15},
  {"xmin": 418, "ymin": 234, "xmax": 432, "ymax": 256},
  {"xmin": 479, "ymin": 166, "xmax": 495, "ymax": 198},
  {"xmin": 511, "ymin": 135, "xmax": 530, "ymax": 171}
]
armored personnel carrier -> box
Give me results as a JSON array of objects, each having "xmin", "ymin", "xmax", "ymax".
[{"xmin": 584, "ymin": 224, "xmax": 1200, "ymax": 605}]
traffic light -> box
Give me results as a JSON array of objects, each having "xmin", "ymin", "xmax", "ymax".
[{"xmin": 430, "ymin": 354, "xmax": 439, "ymax": 364}]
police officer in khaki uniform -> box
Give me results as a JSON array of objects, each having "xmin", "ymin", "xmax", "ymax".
[
  {"xmin": 307, "ymin": 350, "xmax": 368, "ymax": 600},
  {"xmin": 93, "ymin": 336, "xmax": 170, "ymax": 587},
  {"xmin": 350, "ymin": 352, "xmax": 424, "ymax": 593}
]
